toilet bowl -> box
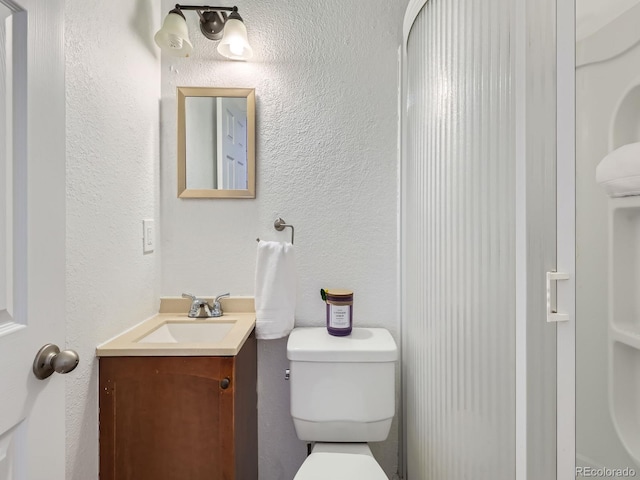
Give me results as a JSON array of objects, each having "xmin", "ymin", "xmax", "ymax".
[
  {"xmin": 294, "ymin": 443, "xmax": 387, "ymax": 480},
  {"xmin": 286, "ymin": 327, "xmax": 397, "ymax": 480}
]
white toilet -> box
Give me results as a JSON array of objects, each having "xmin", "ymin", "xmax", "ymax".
[{"xmin": 286, "ymin": 327, "xmax": 398, "ymax": 479}]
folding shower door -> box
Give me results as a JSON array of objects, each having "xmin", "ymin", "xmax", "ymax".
[{"xmin": 401, "ymin": 0, "xmax": 559, "ymax": 478}]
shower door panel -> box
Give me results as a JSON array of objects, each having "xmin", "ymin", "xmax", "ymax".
[
  {"xmin": 519, "ymin": 0, "xmax": 561, "ymax": 478},
  {"xmin": 402, "ymin": 0, "xmax": 560, "ymax": 478},
  {"xmin": 402, "ymin": 0, "xmax": 518, "ymax": 478},
  {"xmin": 557, "ymin": 1, "xmax": 575, "ymax": 480}
]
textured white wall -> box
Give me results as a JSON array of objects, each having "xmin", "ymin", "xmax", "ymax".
[
  {"xmin": 65, "ymin": 1, "xmax": 161, "ymax": 478},
  {"xmin": 160, "ymin": 0, "xmax": 406, "ymax": 478}
]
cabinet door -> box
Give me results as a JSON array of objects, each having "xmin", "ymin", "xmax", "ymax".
[{"xmin": 99, "ymin": 356, "xmax": 235, "ymax": 480}]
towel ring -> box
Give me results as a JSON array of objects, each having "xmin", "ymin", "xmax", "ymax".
[{"xmin": 256, "ymin": 217, "xmax": 295, "ymax": 244}]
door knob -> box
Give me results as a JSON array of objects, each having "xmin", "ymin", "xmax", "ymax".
[{"xmin": 33, "ymin": 344, "xmax": 80, "ymax": 380}]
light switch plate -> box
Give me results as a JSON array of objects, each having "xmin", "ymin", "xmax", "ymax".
[{"xmin": 143, "ymin": 219, "xmax": 155, "ymax": 253}]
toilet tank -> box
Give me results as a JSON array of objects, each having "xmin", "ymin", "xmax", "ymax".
[{"xmin": 286, "ymin": 327, "xmax": 397, "ymax": 442}]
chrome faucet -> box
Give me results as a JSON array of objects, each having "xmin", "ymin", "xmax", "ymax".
[
  {"xmin": 211, "ymin": 292, "xmax": 230, "ymax": 317},
  {"xmin": 182, "ymin": 292, "xmax": 230, "ymax": 318},
  {"xmin": 182, "ymin": 293, "xmax": 212, "ymax": 318}
]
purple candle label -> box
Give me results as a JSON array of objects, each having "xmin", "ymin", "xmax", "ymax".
[{"xmin": 330, "ymin": 304, "xmax": 351, "ymax": 328}]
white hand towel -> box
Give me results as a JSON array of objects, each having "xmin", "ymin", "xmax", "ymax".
[
  {"xmin": 255, "ymin": 240, "xmax": 296, "ymax": 340},
  {"xmin": 596, "ymin": 142, "xmax": 640, "ymax": 197}
]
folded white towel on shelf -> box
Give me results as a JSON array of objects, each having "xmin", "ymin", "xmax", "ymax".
[
  {"xmin": 254, "ymin": 240, "xmax": 296, "ymax": 340},
  {"xmin": 596, "ymin": 142, "xmax": 640, "ymax": 197}
]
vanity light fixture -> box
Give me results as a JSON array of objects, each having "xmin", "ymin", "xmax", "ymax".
[{"xmin": 154, "ymin": 4, "xmax": 253, "ymax": 60}]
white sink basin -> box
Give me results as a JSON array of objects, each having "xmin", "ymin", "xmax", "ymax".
[{"xmin": 136, "ymin": 321, "xmax": 235, "ymax": 344}]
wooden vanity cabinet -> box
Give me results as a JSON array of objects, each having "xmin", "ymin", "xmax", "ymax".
[{"xmin": 99, "ymin": 332, "xmax": 257, "ymax": 480}]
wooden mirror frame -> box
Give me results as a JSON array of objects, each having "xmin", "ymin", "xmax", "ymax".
[{"xmin": 177, "ymin": 87, "xmax": 256, "ymax": 198}]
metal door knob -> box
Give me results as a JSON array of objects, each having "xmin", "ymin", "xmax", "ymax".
[{"xmin": 33, "ymin": 344, "xmax": 80, "ymax": 380}]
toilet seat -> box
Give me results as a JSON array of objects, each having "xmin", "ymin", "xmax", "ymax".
[{"xmin": 294, "ymin": 444, "xmax": 388, "ymax": 480}]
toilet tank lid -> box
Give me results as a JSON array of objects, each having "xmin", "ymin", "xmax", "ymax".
[{"xmin": 287, "ymin": 327, "xmax": 398, "ymax": 362}]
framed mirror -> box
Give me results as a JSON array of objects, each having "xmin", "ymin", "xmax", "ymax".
[{"xmin": 177, "ymin": 87, "xmax": 255, "ymax": 198}]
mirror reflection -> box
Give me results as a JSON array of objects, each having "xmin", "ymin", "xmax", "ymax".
[{"xmin": 177, "ymin": 87, "xmax": 255, "ymax": 198}]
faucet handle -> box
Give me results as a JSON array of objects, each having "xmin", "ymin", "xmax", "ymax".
[
  {"xmin": 182, "ymin": 293, "xmax": 213, "ymax": 318},
  {"xmin": 211, "ymin": 293, "xmax": 230, "ymax": 317},
  {"xmin": 214, "ymin": 292, "xmax": 230, "ymax": 303}
]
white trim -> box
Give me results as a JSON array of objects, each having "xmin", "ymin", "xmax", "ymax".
[
  {"xmin": 556, "ymin": 0, "xmax": 576, "ymax": 478},
  {"xmin": 396, "ymin": 43, "xmax": 406, "ymax": 480},
  {"xmin": 514, "ymin": 0, "xmax": 528, "ymax": 476},
  {"xmin": 399, "ymin": 8, "xmax": 410, "ymax": 479},
  {"xmin": 402, "ymin": 0, "xmax": 428, "ymax": 46},
  {"xmin": 11, "ymin": 9, "xmax": 27, "ymax": 326},
  {"xmin": 0, "ymin": 320, "xmax": 24, "ymax": 338},
  {"xmin": 0, "ymin": 0, "xmax": 21, "ymax": 13}
]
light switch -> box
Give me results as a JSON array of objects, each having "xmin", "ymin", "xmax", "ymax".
[{"xmin": 143, "ymin": 219, "xmax": 155, "ymax": 253}]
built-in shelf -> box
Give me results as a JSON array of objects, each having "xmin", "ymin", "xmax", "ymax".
[
  {"xmin": 610, "ymin": 341, "xmax": 640, "ymax": 466},
  {"xmin": 610, "ymin": 324, "xmax": 640, "ymax": 350},
  {"xmin": 609, "ymin": 196, "xmax": 640, "ymax": 334},
  {"xmin": 608, "ymin": 196, "xmax": 640, "ymax": 466}
]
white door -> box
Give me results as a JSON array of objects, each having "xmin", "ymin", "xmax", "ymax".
[
  {"xmin": 0, "ymin": 0, "xmax": 67, "ymax": 479},
  {"xmin": 233, "ymin": 114, "xmax": 247, "ymax": 189},
  {"xmin": 217, "ymin": 97, "xmax": 247, "ymax": 189}
]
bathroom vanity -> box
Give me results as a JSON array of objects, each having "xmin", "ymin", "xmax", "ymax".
[{"xmin": 96, "ymin": 298, "xmax": 257, "ymax": 480}]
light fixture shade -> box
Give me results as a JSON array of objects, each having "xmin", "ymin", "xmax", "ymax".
[
  {"xmin": 217, "ymin": 17, "xmax": 253, "ymax": 60},
  {"xmin": 154, "ymin": 11, "xmax": 193, "ymax": 57}
]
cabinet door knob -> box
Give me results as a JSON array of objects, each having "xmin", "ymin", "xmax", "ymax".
[{"xmin": 220, "ymin": 377, "xmax": 230, "ymax": 389}]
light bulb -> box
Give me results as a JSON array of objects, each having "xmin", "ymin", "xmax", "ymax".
[
  {"xmin": 217, "ymin": 14, "xmax": 253, "ymax": 60},
  {"xmin": 230, "ymin": 42, "xmax": 244, "ymax": 56}
]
